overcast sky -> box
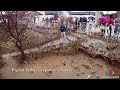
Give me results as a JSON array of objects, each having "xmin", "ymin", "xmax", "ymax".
[
  {"xmin": 71, "ymin": 11, "xmax": 117, "ymax": 14},
  {"xmin": 70, "ymin": 11, "xmax": 95, "ymax": 12}
]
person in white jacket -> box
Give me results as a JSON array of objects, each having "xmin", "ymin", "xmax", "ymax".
[
  {"xmin": 87, "ymin": 19, "xmax": 93, "ymax": 35},
  {"xmin": 105, "ymin": 24, "xmax": 109, "ymax": 42}
]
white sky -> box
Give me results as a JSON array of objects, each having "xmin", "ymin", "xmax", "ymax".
[
  {"xmin": 71, "ymin": 11, "xmax": 117, "ymax": 14},
  {"xmin": 102, "ymin": 11, "xmax": 117, "ymax": 14}
]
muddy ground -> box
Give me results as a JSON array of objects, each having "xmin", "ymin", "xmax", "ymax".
[
  {"xmin": 0, "ymin": 52, "xmax": 114, "ymax": 79},
  {"xmin": 1, "ymin": 30, "xmax": 120, "ymax": 79},
  {"xmin": 1, "ymin": 38, "xmax": 120, "ymax": 79}
]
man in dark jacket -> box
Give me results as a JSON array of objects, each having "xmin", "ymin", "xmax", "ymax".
[
  {"xmin": 80, "ymin": 17, "xmax": 83, "ymax": 30},
  {"xmin": 114, "ymin": 24, "xmax": 120, "ymax": 39},
  {"xmin": 82, "ymin": 17, "xmax": 87, "ymax": 30},
  {"xmin": 60, "ymin": 24, "xmax": 67, "ymax": 43}
]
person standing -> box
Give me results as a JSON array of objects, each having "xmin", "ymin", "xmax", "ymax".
[
  {"xmin": 80, "ymin": 17, "xmax": 83, "ymax": 31},
  {"xmin": 114, "ymin": 23, "xmax": 120, "ymax": 39},
  {"xmin": 100, "ymin": 23, "xmax": 105, "ymax": 35},
  {"xmin": 105, "ymin": 24, "xmax": 109, "ymax": 42},
  {"xmin": 109, "ymin": 24, "xmax": 112, "ymax": 38},
  {"xmin": 87, "ymin": 19, "xmax": 92, "ymax": 35},
  {"xmin": 60, "ymin": 23, "xmax": 67, "ymax": 43}
]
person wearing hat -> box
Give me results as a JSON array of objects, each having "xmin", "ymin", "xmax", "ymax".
[{"xmin": 60, "ymin": 23, "xmax": 67, "ymax": 43}]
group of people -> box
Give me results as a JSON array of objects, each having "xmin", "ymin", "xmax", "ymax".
[
  {"xmin": 59, "ymin": 17, "xmax": 95, "ymax": 43},
  {"xmin": 59, "ymin": 17, "xmax": 120, "ymax": 43},
  {"xmin": 99, "ymin": 23, "xmax": 113, "ymax": 41},
  {"xmin": 70, "ymin": 17, "xmax": 88, "ymax": 31},
  {"xmin": 99, "ymin": 17, "xmax": 120, "ymax": 40}
]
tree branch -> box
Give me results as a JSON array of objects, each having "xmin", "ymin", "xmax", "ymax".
[
  {"xmin": 17, "ymin": 11, "xmax": 27, "ymax": 22},
  {"xmin": 7, "ymin": 18, "xmax": 17, "ymax": 40},
  {"xmin": 5, "ymin": 11, "xmax": 15, "ymax": 25}
]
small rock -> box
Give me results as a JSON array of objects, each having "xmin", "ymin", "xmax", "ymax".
[
  {"xmin": 49, "ymin": 71, "xmax": 52, "ymax": 74},
  {"xmin": 30, "ymin": 71, "xmax": 34, "ymax": 73},
  {"xmin": 90, "ymin": 60, "xmax": 93, "ymax": 63},
  {"xmin": 0, "ymin": 57, "xmax": 2, "ymax": 59},
  {"xmin": 62, "ymin": 61, "xmax": 66, "ymax": 66},
  {"xmin": 91, "ymin": 71, "xmax": 95, "ymax": 74},
  {"xmin": 71, "ymin": 60, "xmax": 74, "ymax": 63},
  {"xmin": 87, "ymin": 75, "xmax": 91, "ymax": 79},
  {"xmin": 76, "ymin": 72, "xmax": 80, "ymax": 76},
  {"xmin": 74, "ymin": 67, "xmax": 80, "ymax": 71},
  {"xmin": 32, "ymin": 62, "xmax": 35, "ymax": 64},
  {"xmin": 82, "ymin": 64, "xmax": 91, "ymax": 69},
  {"xmin": 81, "ymin": 71, "xmax": 84, "ymax": 74},
  {"xmin": 24, "ymin": 61, "xmax": 28, "ymax": 64},
  {"xmin": 100, "ymin": 50, "xmax": 103, "ymax": 52},
  {"xmin": 55, "ymin": 65, "xmax": 59, "ymax": 68},
  {"xmin": 93, "ymin": 64, "xmax": 103, "ymax": 68},
  {"xmin": 63, "ymin": 63, "xmax": 66, "ymax": 66},
  {"xmin": 95, "ymin": 48, "xmax": 98, "ymax": 51}
]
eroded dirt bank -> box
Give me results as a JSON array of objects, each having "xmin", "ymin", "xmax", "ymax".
[
  {"xmin": 1, "ymin": 37, "xmax": 120, "ymax": 79},
  {"xmin": 1, "ymin": 32, "xmax": 120, "ymax": 79},
  {"xmin": 0, "ymin": 52, "xmax": 113, "ymax": 79}
]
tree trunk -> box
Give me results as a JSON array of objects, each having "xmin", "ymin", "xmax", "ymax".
[
  {"xmin": 15, "ymin": 41, "xmax": 26, "ymax": 63},
  {"xmin": 19, "ymin": 48, "xmax": 26, "ymax": 62}
]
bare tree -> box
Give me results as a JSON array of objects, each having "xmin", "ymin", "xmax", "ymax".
[{"xmin": 0, "ymin": 11, "xmax": 28, "ymax": 63}]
